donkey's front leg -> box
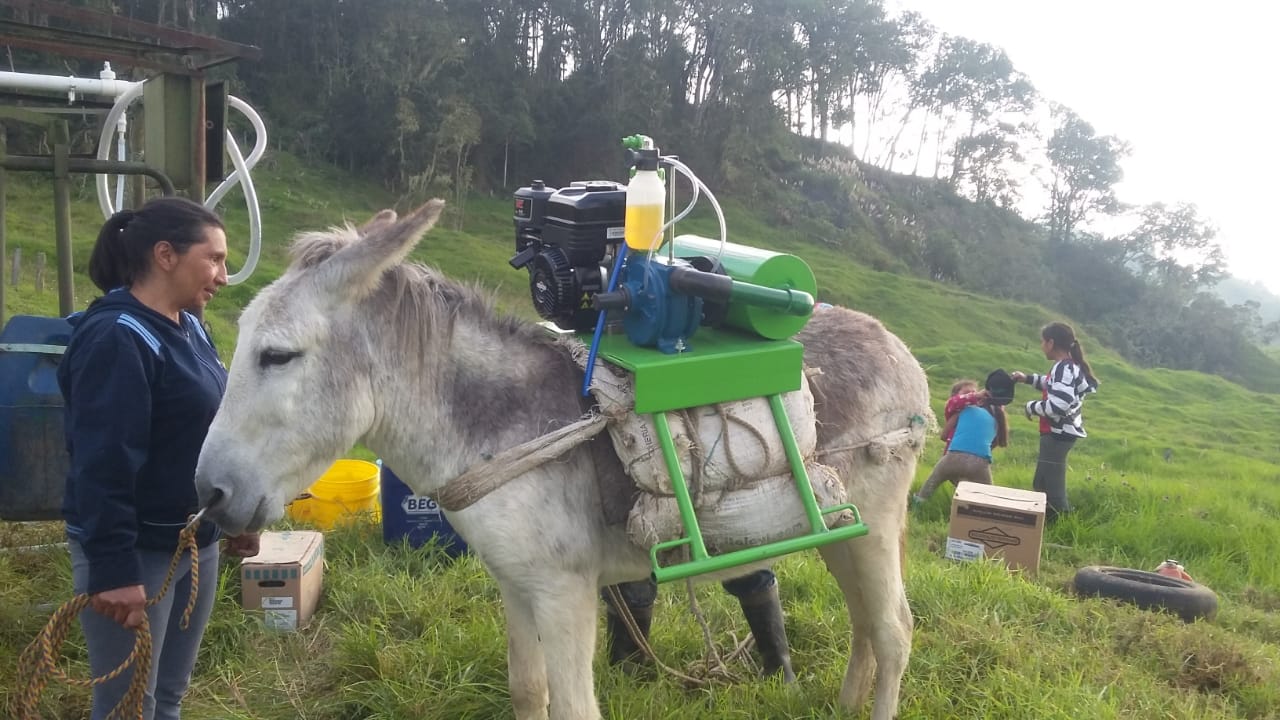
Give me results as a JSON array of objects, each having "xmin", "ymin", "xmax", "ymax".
[
  {"xmin": 500, "ymin": 584, "xmax": 550, "ymax": 720},
  {"xmin": 534, "ymin": 573, "xmax": 603, "ymax": 720}
]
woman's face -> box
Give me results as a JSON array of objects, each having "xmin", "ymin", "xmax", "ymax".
[
  {"xmin": 1041, "ymin": 335, "xmax": 1055, "ymax": 359},
  {"xmin": 168, "ymin": 225, "xmax": 229, "ymax": 311}
]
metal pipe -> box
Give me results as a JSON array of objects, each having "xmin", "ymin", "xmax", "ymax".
[
  {"xmin": 768, "ymin": 394, "xmax": 825, "ymax": 533},
  {"xmin": 52, "ymin": 122, "xmax": 73, "ymax": 316},
  {"xmin": 653, "ymin": 411, "xmax": 708, "ymax": 561},
  {"xmin": 2, "ymin": 155, "xmax": 176, "ymax": 196},
  {"xmin": 651, "ymin": 520, "xmax": 869, "ymax": 584},
  {"xmin": 0, "ymin": 151, "xmax": 175, "ymax": 318}
]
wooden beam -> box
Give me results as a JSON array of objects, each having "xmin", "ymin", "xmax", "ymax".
[{"xmin": 0, "ymin": 0, "xmax": 261, "ymax": 61}]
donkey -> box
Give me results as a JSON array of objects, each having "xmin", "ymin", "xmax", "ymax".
[{"xmin": 195, "ymin": 199, "xmax": 931, "ymax": 720}]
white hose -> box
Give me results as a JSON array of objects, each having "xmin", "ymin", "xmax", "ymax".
[
  {"xmin": 94, "ymin": 80, "xmax": 144, "ymax": 216},
  {"xmin": 648, "ymin": 157, "xmax": 728, "ymax": 265},
  {"xmin": 94, "ymin": 80, "xmax": 267, "ymax": 285},
  {"xmin": 204, "ymin": 96, "xmax": 267, "ymax": 208},
  {"xmin": 113, "ymin": 118, "xmax": 126, "ymax": 211},
  {"xmin": 221, "ymin": 118, "xmax": 262, "ymax": 285}
]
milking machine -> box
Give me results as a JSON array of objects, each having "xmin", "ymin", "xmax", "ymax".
[{"xmin": 509, "ymin": 135, "xmax": 869, "ymax": 582}]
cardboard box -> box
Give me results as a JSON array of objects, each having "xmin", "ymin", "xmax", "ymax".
[
  {"xmin": 240, "ymin": 530, "xmax": 324, "ymax": 630},
  {"xmin": 945, "ymin": 482, "xmax": 1046, "ymax": 573}
]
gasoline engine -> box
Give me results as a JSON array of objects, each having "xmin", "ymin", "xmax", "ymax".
[
  {"xmin": 509, "ymin": 135, "xmax": 815, "ymax": 353},
  {"xmin": 509, "ymin": 180, "xmax": 626, "ymax": 333}
]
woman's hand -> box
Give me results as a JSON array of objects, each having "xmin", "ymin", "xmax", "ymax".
[
  {"xmin": 91, "ymin": 584, "xmax": 147, "ymax": 628},
  {"xmin": 1010, "ymin": 371, "xmax": 1027, "ymax": 383},
  {"xmin": 223, "ymin": 532, "xmax": 261, "ymax": 558}
]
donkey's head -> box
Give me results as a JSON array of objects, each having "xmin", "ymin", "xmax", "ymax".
[{"xmin": 196, "ymin": 200, "xmax": 445, "ymax": 535}]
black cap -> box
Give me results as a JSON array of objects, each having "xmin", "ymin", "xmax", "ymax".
[
  {"xmin": 633, "ymin": 148, "xmax": 659, "ymax": 171},
  {"xmin": 985, "ymin": 369, "xmax": 1016, "ymax": 406}
]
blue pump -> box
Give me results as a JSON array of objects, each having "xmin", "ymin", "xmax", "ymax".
[{"xmin": 593, "ymin": 254, "xmax": 703, "ymax": 355}]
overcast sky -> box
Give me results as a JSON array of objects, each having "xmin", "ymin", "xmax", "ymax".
[{"xmin": 889, "ymin": 0, "xmax": 1279, "ymax": 294}]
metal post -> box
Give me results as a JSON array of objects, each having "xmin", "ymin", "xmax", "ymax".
[
  {"xmin": 0, "ymin": 124, "xmax": 6, "ymax": 327},
  {"xmin": 52, "ymin": 120, "xmax": 74, "ymax": 316},
  {"xmin": 130, "ymin": 114, "xmax": 145, "ymax": 208}
]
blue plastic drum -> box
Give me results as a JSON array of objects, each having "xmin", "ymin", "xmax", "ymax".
[
  {"xmin": 0, "ymin": 315, "xmax": 72, "ymax": 520},
  {"xmin": 378, "ymin": 461, "xmax": 468, "ymax": 557}
]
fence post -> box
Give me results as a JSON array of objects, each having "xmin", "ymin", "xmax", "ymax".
[{"xmin": 34, "ymin": 251, "xmax": 46, "ymax": 293}]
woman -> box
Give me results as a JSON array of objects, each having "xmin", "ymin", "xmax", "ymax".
[
  {"xmin": 59, "ymin": 197, "xmax": 258, "ymax": 720},
  {"xmin": 1011, "ymin": 321, "xmax": 1099, "ymax": 520},
  {"xmin": 912, "ymin": 382, "xmax": 1010, "ymax": 506}
]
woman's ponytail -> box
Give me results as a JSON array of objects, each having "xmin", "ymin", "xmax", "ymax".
[
  {"xmin": 88, "ymin": 209, "xmax": 136, "ymax": 292},
  {"xmin": 1069, "ymin": 340, "xmax": 1098, "ymax": 389}
]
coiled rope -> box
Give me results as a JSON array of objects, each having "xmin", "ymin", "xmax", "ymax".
[{"xmin": 15, "ymin": 512, "xmax": 205, "ymax": 720}]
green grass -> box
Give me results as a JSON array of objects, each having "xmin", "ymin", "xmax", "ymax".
[{"xmin": 3, "ymin": 151, "xmax": 1279, "ymax": 719}]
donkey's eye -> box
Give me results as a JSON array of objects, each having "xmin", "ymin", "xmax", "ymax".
[{"xmin": 259, "ymin": 349, "xmax": 302, "ymax": 368}]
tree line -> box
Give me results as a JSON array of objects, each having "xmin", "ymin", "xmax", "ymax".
[{"xmin": 11, "ymin": 0, "xmax": 1279, "ymax": 384}]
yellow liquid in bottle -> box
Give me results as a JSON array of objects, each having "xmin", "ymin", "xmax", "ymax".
[{"xmin": 624, "ymin": 204, "xmax": 665, "ymax": 251}]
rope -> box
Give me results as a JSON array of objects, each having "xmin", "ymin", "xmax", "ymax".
[
  {"xmin": 435, "ymin": 413, "xmax": 611, "ymax": 512},
  {"xmin": 602, "ymin": 582, "xmax": 748, "ymax": 688},
  {"xmin": 814, "ymin": 414, "xmax": 929, "ymax": 462},
  {"xmin": 15, "ymin": 513, "xmax": 206, "ymax": 720}
]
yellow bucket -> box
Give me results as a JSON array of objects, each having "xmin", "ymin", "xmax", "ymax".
[{"xmin": 286, "ymin": 459, "xmax": 380, "ymax": 529}]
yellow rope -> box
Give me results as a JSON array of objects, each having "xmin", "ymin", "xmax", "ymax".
[{"xmin": 15, "ymin": 514, "xmax": 205, "ymax": 720}]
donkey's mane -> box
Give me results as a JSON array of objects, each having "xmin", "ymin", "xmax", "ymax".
[
  {"xmin": 288, "ymin": 224, "xmax": 357, "ymax": 270},
  {"xmin": 287, "ymin": 223, "xmax": 544, "ymax": 347}
]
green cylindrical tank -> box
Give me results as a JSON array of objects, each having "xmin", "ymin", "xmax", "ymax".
[{"xmin": 671, "ymin": 234, "xmax": 816, "ymax": 340}]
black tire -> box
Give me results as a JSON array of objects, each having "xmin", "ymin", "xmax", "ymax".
[{"xmin": 1072, "ymin": 565, "xmax": 1218, "ymax": 622}]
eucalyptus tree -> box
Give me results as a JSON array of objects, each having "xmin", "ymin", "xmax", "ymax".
[
  {"xmin": 1045, "ymin": 106, "xmax": 1129, "ymax": 244},
  {"xmin": 853, "ymin": 9, "xmax": 927, "ymax": 162},
  {"xmin": 878, "ymin": 13, "xmax": 938, "ymax": 169},
  {"xmin": 913, "ymin": 36, "xmax": 1035, "ymax": 180},
  {"xmin": 950, "ymin": 123, "xmax": 1027, "ymax": 206},
  {"xmin": 1119, "ymin": 201, "xmax": 1226, "ymax": 291}
]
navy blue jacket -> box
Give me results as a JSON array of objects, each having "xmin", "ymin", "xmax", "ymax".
[{"xmin": 59, "ymin": 289, "xmax": 226, "ymax": 594}]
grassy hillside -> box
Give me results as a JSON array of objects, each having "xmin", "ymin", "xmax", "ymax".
[{"xmin": 3, "ymin": 152, "xmax": 1279, "ymax": 719}]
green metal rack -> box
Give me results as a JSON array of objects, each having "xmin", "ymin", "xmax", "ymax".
[{"xmin": 592, "ymin": 326, "xmax": 870, "ymax": 583}]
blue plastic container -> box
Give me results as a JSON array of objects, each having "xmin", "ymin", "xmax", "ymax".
[
  {"xmin": 0, "ymin": 315, "xmax": 72, "ymax": 521},
  {"xmin": 379, "ymin": 461, "xmax": 468, "ymax": 557}
]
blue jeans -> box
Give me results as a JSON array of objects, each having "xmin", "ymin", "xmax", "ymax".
[{"xmin": 70, "ymin": 540, "xmax": 219, "ymax": 720}]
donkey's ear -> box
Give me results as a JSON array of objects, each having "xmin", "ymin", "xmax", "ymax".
[
  {"xmin": 357, "ymin": 209, "xmax": 398, "ymax": 237},
  {"xmin": 319, "ymin": 199, "xmax": 445, "ymax": 300}
]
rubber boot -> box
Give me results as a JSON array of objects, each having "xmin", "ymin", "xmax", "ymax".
[
  {"xmin": 603, "ymin": 590, "xmax": 654, "ymax": 673},
  {"xmin": 736, "ymin": 583, "xmax": 796, "ymax": 682}
]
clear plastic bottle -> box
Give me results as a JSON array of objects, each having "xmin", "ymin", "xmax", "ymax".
[{"xmin": 624, "ymin": 146, "xmax": 666, "ymax": 252}]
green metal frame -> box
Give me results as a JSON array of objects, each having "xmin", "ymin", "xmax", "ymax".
[
  {"xmin": 647, "ymin": 394, "xmax": 868, "ymax": 582},
  {"xmin": 590, "ymin": 325, "xmax": 869, "ymax": 583}
]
